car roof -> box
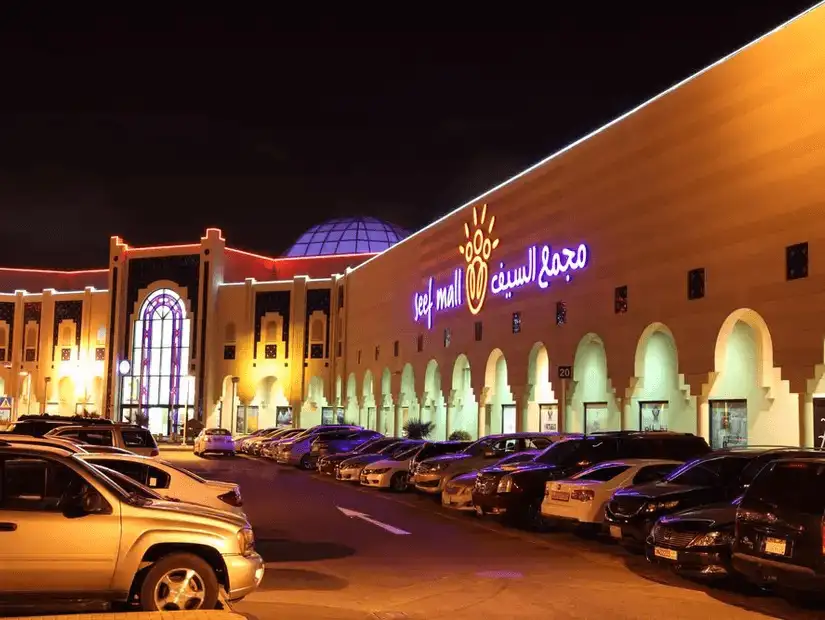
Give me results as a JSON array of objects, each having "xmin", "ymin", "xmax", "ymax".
[
  {"xmin": 768, "ymin": 456, "xmax": 825, "ymax": 465},
  {"xmin": 50, "ymin": 423, "xmax": 145, "ymax": 430},
  {"xmin": 0, "ymin": 435, "xmax": 85, "ymax": 452},
  {"xmin": 0, "ymin": 442, "xmax": 80, "ymax": 457},
  {"xmin": 583, "ymin": 458, "xmax": 683, "ymax": 468},
  {"xmin": 707, "ymin": 446, "xmax": 824, "ymax": 457}
]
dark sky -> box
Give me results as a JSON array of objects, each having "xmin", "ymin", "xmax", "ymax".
[{"xmin": 0, "ymin": 3, "xmax": 816, "ymax": 268}]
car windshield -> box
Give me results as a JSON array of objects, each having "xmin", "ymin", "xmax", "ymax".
[
  {"xmin": 354, "ymin": 437, "xmax": 388, "ymax": 453},
  {"xmin": 378, "ymin": 441, "xmax": 404, "ymax": 454},
  {"xmin": 158, "ymin": 459, "xmax": 206, "ymax": 483},
  {"xmin": 68, "ymin": 455, "xmax": 142, "ymax": 504},
  {"xmin": 390, "ymin": 445, "xmax": 421, "ymax": 461},
  {"xmin": 664, "ymin": 459, "xmax": 721, "ymax": 486},
  {"xmin": 206, "ymin": 429, "xmax": 231, "ymax": 436},
  {"xmin": 460, "ymin": 438, "xmax": 495, "ymax": 455},
  {"xmin": 535, "ymin": 439, "xmax": 586, "ymax": 465},
  {"xmin": 94, "ymin": 465, "xmax": 162, "ymax": 499}
]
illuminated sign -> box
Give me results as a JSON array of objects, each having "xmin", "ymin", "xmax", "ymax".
[{"xmin": 412, "ymin": 204, "xmax": 589, "ymax": 328}]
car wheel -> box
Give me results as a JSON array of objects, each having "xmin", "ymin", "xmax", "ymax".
[
  {"xmin": 299, "ymin": 454, "xmax": 311, "ymax": 470},
  {"xmin": 139, "ymin": 552, "xmax": 219, "ymax": 611},
  {"xmin": 390, "ymin": 472, "xmax": 409, "ymax": 492}
]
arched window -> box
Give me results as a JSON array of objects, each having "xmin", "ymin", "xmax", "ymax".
[
  {"xmin": 60, "ymin": 324, "xmax": 73, "ymax": 346},
  {"xmin": 310, "ymin": 318, "xmax": 323, "ymax": 342},
  {"xmin": 25, "ymin": 325, "xmax": 37, "ymax": 347},
  {"xmin": 265, "ymin": 320, "xmax": 278, "ymax": 342},
  {"xmin": 0, "ymin": 325, "xmax": 7, "ymax": 348},
  {"xmin": 128, "ymin": 288, "xmax": 191, "ymax": 436}
]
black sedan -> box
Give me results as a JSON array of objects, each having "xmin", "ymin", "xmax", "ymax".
[{"xmin": 317, "ymin": 437, "xmax": 402, "ymax": 475}]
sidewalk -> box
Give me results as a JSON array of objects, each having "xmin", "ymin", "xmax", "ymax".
[{"xmin": 158, "ymin": 444, "xmax": 193, "ymax": 452}]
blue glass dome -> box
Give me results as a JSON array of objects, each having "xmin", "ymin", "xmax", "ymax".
[{"xmin": 285, "ymin": 216, "xmax": 409, "ymax": 257}]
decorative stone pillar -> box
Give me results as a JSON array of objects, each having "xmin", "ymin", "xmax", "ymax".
[{"xmin": 477, "ymin": 386, "xmax": 491, "ymax": 438}]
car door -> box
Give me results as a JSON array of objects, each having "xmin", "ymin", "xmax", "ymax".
[{"xmin": 0, "ymin": 455, "xmax": 120, "ymax": 594}]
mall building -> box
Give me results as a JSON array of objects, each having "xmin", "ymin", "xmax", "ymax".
[{"xmin": 3, "ymin": 5, "xmax": 825, "ymax": 449}]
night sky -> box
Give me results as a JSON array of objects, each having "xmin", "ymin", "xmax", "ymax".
[{"xmin": 0, "ymin": 3, "xmax": 815, "ymax": 269}]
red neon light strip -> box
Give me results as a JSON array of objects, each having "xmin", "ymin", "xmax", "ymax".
[{"xmin": 0, "ymin": 267, "xmax": 108, "ymax": 275}]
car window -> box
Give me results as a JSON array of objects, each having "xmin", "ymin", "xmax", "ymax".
[
  {"xmin": 95, "ymin": 466, "xmax": 161, "ymax": 499},
  {"xmin": 632, "ymin": 464, "xmax": 677, "ymax": 485},
  {"xmin": 206, "ymin": 429, "xmax": 231, "ymax": 436},
  {"xmin": 121, "ymin": 429, "xmax": 157, "ymax": 448},
  {"xmin": 575, "ymin": 464, "xmax": 630, "ymax": 482},
  {"xmin": 0, "ymin": 456, "xmax": 89, "ymax": 512},
  {"xmin": 748, "ymin": 461, "xmax": 825, "ymax": 514},
  {"xmin": 77, "ymin": 430, "xmax": 114, "ymax": 446},
  {"xmin": 145, "ymin": 465, "xmax": 172, "ymax": 489},
  {"xmin": 526, "ymin": 437, "xmax": 552, "ymax": 450},
  {"xmin": 665, "ymin": 456, "xmax": 749, "ymax": 487},
  {"xmin": 87, "ymin": 458, "xmax": 148, "ymax": 485}
]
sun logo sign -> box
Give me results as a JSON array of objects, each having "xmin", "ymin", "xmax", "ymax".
[
  {"xmin": 459, "ymin": 204, "xmax": 499, "ymax": 315},
  {"xmin": 412, "ymin": 202, "xmax": 589, "ymax": 329}
]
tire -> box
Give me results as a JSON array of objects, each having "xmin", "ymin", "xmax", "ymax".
[
  {"xmin": 299, "ymin": 454, "xmax": 311, "ymax": 470},
  {"xmin": 138, "ymin": 552, "xmax": 219, "ymax": 612},
  {"xmin": 390, "ymin": 472, "xmax": 409, "ymax": 492}
]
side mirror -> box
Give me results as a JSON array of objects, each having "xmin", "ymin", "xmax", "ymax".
[{"xmin": 63, "ymin": 489, "xmax": 110, "ymax": 518}]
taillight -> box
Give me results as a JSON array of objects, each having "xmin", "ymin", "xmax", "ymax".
[
  {"xmin": 219, "ymin": 490, "xmax": 243, "ymax": 507},
  {"xmin": 571, "ymin": 489, "xmax": 595, "ymax": 502}
]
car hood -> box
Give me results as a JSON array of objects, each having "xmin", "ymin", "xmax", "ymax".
[
  {"xmin": 368, "ymin": 458, "xmax": 408, "ymax": 470},
  {"xmin": 341, "ymin": 454, "xmax": 386, "ymax": 467},
  {"xmin": 660, "ymin": 502, "xmax": 737, "ymax": 530},
  {"xmin": 613, "ymin": 481, "xmax": 709, "ymax": 502},
  {"xmin": 140, "ymin": 499, "xmax": 249, "ymax": 528},
  {"xmin": 448, "ymin": 471, "xmax": 479, "ymax": 487},
  {"xmin": 424, "ymin": 453, "xmax": 472, "ymax": 466},
  {"xmin": 484, "ymin": 462, "xmax": 554, "ymax": 476}
]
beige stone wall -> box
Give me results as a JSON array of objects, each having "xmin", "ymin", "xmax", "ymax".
[{"xmin": 341, "ymin": 7, "xmax": 825, "ymax": 445}]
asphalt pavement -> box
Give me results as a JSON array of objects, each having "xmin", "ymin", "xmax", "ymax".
[{"xmin": 166, "ymin": 450, "xmax": 825, "ymax": 620}]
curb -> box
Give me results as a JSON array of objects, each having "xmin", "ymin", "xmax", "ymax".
[{"xmin": 3, "ymin": 612, "xmax": 247, "ymax": 620}]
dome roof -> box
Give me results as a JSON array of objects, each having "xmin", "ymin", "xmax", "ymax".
[{"xmin": 285, "ymin": 216, "xmax": 409, "ymax": 257}]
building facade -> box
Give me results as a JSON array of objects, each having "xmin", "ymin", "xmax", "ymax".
[
  {"xmin": 0, "ymin": 218, "xmax": 408, "ymax": 438},
  {"xmin": 338, "ymin": 5, "xmax": 825, "ymax": 449}
]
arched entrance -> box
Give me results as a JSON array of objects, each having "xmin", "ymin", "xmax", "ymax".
[
  {"xmin": 484, "ymin": 349, "xmax": 515, "ymax": 434},
  {"xmin": 630, "ymin": 324, "xmax": 694, "ymax": 433},
  {"xmin": 570, "ymin": 333, "xmax": 619, "ymax": 433},
  {"xmin": 361, "ymin": 370, "xmax": 377, "ymax": 430},
  {"xmin": 304, "ymin": 376, "xmax": 329, "ymax": 426},
  {"xmin": 526, "ymin": 342, "xmax": 556, "ymax": 432},
  {"xmin": 120, "ymin": 288, "xmax": 193, "ymax": 439},
  {"xmin": 707, "ymin": 309, "xmax": 794, "ymax": 448},
  {"xmin": 423, "ymin": 360, "xmax": 447, "ymax": 439},
  {"xmin": 381, "ymin": 368, "xmax": 394, "ymax": 435},
  {"xmin": 345, "ymin": 373, "xmax": 359, "ymax": 424},
  {"xmin": 450, "ymin": 354, "xmax": 476, "ymax": 438}
]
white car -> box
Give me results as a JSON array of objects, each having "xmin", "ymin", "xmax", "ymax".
[
  {"xmin": 194, "ymin": 428, "xmax": 236, "ymax": 456},
  {"xmin": 541, "ymin": 459, "xmax": 682, "ymax": 526},
  {"xmin": 360, "ymin": 445, "xmax": 423, "ymax": 491},
  {"xmin": 76, "ymin": 453, "xmax": 245, "ymax": 516}
]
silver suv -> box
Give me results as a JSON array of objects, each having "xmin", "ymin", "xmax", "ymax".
[
  {"xmin": 46, "ymin": 423, "xmax": 159, "ymax": 457},
  {"xmin": 0, "ymin": 440, "xmax": 264, "ymax": 611}
]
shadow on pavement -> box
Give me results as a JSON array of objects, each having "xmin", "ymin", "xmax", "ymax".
[
  {"xmin": 256, "ymin": 538, "xmax": 356, "ymax": 562},
  {"xmin": 620, "ymin": 553, "xmax": 825, "ymax": 620},
  {"xmin": 257, "ymin": 568, "xmax": 349, "ymax": 591}
]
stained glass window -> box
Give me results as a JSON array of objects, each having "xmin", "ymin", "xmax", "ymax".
[{"xmin": 285, "ymin": 216, "xmax": 409, "ymax": 257}]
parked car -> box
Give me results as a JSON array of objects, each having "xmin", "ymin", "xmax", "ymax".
[
  {"xmin": 646, "ymin": 496, "xmax": 741, "ymax": 580},
  {"xmin": 76, "ymin": 453, "xmax": 246, "ymax": 516},
  {"xmin": 235, "ymin": 428, "xmax": 274, "ymax": 453},
  {"xmin": 541, "ymin": 459, "xmax": 681, "ymax": 529},
  {"xmin": 442, "ymin": 450, "xmax": 540, "ymax": 511},
  {"xmin": 193, "ymin": 428, "xmax": 236, "ymax": 457},
  {"xmin": 245, "ymin": 427, "xmax": 295, "ymax": 456},
  {"xmin": 407, "ymin": 440, "xmax": 472, "ymax": 477},
  {"xmin": 0, "ymin": 440, "xmax": 264, "ymax": 611},
  {"xmin": 606, "ymin": 447, "xmax": 821, "ymax": 549},
  {"xmin": 413, "ymin": 433, "xmax": 564, "ymax": 495},
  {"xmin": 472, "ymin": 432, "xmax": 710, "ymax": 528},
  {"xmin": 0, "ymin": 434, "xmax": 92, "ymax": 453},
  {"xmin": 45, "ymin": 423, "xmax": 159, "ymax": 457},
  {"xmin": 317, "ymin": 437, "xmax": 402, "ymax": 476},
  {"xmin": 2, "ymin": 414, "xmax": 112, "ymax": 438},
  {"xmin": 311, "ymin": 429, "xmax": 383, "ymax": 460},
  {"xmin": 337, "ymin": 440, "xmax": 423, "ymax": 482},
  {"xmin": 361, "ymin": 441, "xmax": 470, "ymax": 492},
  {"xmin": 733, "ymin": 456, "xmax": 825, "ymax": 593},
  {"xmin": 274, "ymin": 425, "xmax": 362, "ymax": 468},
  {"xmin": 261, "ymin": 429, "xmax": 305, "ymax": 458}
]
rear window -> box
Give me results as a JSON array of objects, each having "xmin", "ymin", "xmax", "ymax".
[
  {"xmin": 575, "ymin": 464, "xmax": 630, "ymax": 482},
  {"xmin": 121, "ymin": 429, "xmax": 157, "ymax": 448},
  {"xmin": 206, "ymin": 429, "xmax": 231, "ymax": 436},
  {"xmin": 748, "ymin": 461, "xmax": 825, "ymax": 514}
]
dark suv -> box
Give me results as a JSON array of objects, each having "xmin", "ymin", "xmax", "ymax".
[
  {"xmin": 733, "ymin": 456, "xmax": 825, "ymax": 592},
  {"xmin": 311, "ymin": 429, "xmax": 383, "ymax": 461},
  {"xmin": 3, "ymin": 414, "xmax": 113, "ymax": 438},
  {"xmin": 472, "ymin": 432, "xmax": 710, "ymax": 527}
]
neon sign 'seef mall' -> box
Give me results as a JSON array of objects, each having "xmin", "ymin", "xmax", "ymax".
[{"xmin": 340, "ymin": 3, "xmax": 825, "ymax": 450}]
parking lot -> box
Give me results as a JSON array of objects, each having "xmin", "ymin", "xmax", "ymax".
[{"xmin": 167, "ymin": 450, "xmax": 824, "ymax": 620}]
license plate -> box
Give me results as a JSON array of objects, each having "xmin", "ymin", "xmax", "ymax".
[
  {"xmin": 654, "ymin": 547, "xmax": 678, "ymax": 561},
  {"xmin": 551, "ymin": 491, "xmax": 570, "ymax": 502},
  {"xmin": 609, "ymin": 525, "xmax": 622, "ymax": 539},
  {"xmin": 764, "ymin": 537, "xmax": 787, "ymax": 556}
]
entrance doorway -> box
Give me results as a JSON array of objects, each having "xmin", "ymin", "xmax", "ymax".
[
  {"xmin": 709, "ymin": 399, "xmax": 748, "ymax": 449},
  {"xmin": 501, "ymin": 404, "xmax": 517, "ymax": 433}
]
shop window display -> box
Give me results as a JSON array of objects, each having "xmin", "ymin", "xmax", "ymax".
[
  {"xmin": 709, "ymin": 400, "xmax": 748, "ymax": 449},
  {"xmin": 540, "ymin": 403, "xmax": 558, "ymax": 432},
  {"xmin": 276, "ymin": 406, "xmax": 293, "ymax": 426},
  {"xmin": 639, "ymin": 401, "xmax": 669, "ymax": 431},
  {"xmin": 501, "ymin": 404, "xmax": 517, "ymax": 434},
  {"xmin": 584, "ymin": 402, "xmax": 610, "ymax": 434}
]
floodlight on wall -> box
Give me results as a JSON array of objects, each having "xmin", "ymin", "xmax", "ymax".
[{"xmin": 118, "ymin": 360, "xmax": 131, "ymax": 376}]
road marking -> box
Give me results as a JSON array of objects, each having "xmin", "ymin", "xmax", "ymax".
[{"xmin": 336, "ymin": 506, "xmax": 411, "ymax": 535}]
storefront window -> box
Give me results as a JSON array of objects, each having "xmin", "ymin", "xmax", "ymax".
[
  {"xmin": 639, "ymin": 401, "xmax": 669, "ymax": 431},
  {"xmin": 539, "ymin": 403, "xmax": 558, "ymax": 432},
  {"xmin": 276, "ymin": 406, "xmax": 293, "ymax": 426},
  {"xmin": 709, "ymin": 400, "xmax": 748, "ymax": 449},
  {"xmin": 501, "ymin": 404, "xmax": 517, "ymax": 434},
  {"xmin": 321, "ymin": 406, "xmax": 334, "ymax": 424},
  {"xmin": 584, "ymin": 402, "xmax": 610, "ymax": 434}
]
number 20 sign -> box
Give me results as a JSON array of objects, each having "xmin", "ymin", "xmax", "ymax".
[{"xmin": 557, "ymin": 365, "xmax": 572, "ymax": 380}]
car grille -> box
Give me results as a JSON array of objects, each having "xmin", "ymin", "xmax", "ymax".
[
  {"xmin": 474, "ymin": 473, "xmax": 499, "ymax": 495},
  {"xmin": 608, "ymin": 497, "xmax": 647, "ymax": 517},
  {"xmin": 653, "ymin": 527, "xmax": 699, "ymax": 548}
]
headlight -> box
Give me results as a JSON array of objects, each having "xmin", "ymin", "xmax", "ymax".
[
  {"xmin": 687, "ymin": 530, "xmax": 733, "ymax": 548},
  {"xmin": 497, "ymin": 475, "xmax": 514, "ymax": 493},
  {"xmin": 369, "ymin": 467, "xmax": 391, "ymax": 474},
  {"xmin": 237, "ymin": 527, "xmax": 255, "ymax": 556},
  {"xmin": 644, "ymin": 500, "xmax": 680, "ymax": 513}
]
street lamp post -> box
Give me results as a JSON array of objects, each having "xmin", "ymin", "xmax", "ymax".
[
  {"xmin": 230, "ymin": 376, "xmax": 239, "ymax": 434},
  {"xmin": 118, "ymin": 360, "xmax": 131, "ymax": 424},
  {"xmin": 42, "ymin": 376, "xmax": 51, "ymax": 415}
]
